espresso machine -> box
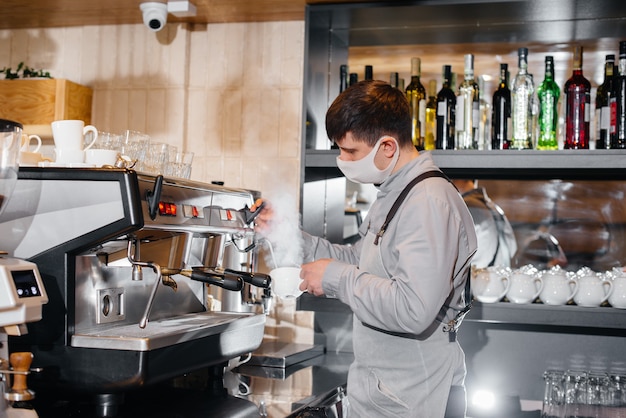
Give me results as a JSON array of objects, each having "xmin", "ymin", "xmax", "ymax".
[
  {"xmin": 0, "ymin": 165, "xmax": 271, "ymax": 417},
  {"xmin": 1, "ymin": 119, "xmax": 49, "ymax": 418}
]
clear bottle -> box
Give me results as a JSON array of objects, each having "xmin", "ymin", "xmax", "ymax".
[
  {"xmin": 406, "ymin": 57, "xmax": 427, "ymax": 149},
  {"xmin": 511, "ymin": 47, "xmax": 534, "ymax": 149},
  {"xmin": 478, "ymin": 75, "xmax": 492, "ymax": 150},
  {"xmin": 595, "ymin": 55, "xmax": 615, "ymax": 149},
  {"xmin": 614, "ymin": 41, "xmax": 626, "ymax": 149},
  {"xmin": 455, "ymin": 54, "xmax": 480, "ymax": 149},
  {"xmin": 424, "ymin": 79, "xmax": 437, "ymax": 150},
  {"xmin": 564, "ymin": 45, "xmax": 591, "ymax": 149},
  {"xmin": 436, "ymin": 65, "xmax": 456, "ymax": 150},
  {"xmin": 536, "ymin": 56, "xmax": 560, "ymax": 150},
  {"xmin": 491, "ymin": 63, "xmax": 511, "ymax": 150}
]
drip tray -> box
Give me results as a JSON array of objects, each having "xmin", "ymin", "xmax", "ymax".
[
  {"xmin": 71, "ymin": 311, "xmax": 265, "ymax": 352},
  {"xmin": 248, "ymin": 341, "xmax": 324, "ymax": 368}
]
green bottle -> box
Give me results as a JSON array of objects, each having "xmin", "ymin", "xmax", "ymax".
[{"xmin": 537, "ymin": 56, "xmax": 560, "ymax": 150}]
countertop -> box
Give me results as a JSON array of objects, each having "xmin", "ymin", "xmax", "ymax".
[{"xmin": 235, "ymin": 350, "xmax": 353, "ymax": 417}]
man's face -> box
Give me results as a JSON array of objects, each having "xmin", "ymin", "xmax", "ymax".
[{"xmin": 336, "ymin": 132, "xmax": 393, "ymax": 170}]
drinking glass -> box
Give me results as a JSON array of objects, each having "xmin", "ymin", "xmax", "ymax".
[
  {"xmin": 142, "ymin": 142, "xmax": 170, "ymax": 175},
  {"xmin": 542, "ymin": 369, "xmax": 565, "ymax": 418},
  {"xmin": 165, "ymin": 150, "xmax": 194, "ymax": 179},
  {"xmin": 564, "ymin": 370, "xmax": 588, "ymax": 418},
  {"xmin": 587, "ymin": 371, "xmax": 610, "ymax": 418},
  {"xmin": 120, "ymin": 130, "xmax": 150, "ymax": 169}
]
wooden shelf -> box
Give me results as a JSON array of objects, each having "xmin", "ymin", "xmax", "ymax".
[{"xmin": 0, "ymin": 79, "xmax": 93, "ymax": 139}]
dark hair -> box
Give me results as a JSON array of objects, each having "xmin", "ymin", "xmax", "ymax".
[{"xmin": 325, "ymin": 79, "xmax": 412, "ymax": 147}]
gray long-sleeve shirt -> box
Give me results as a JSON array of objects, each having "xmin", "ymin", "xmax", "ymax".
[{"xmin": 302, "ymin": 151, "xmax": 477, "ymax": 337}]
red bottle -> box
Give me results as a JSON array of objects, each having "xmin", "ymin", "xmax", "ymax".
[{"xmin": 564, "ymin": 45, "xmax": 591, "ymax": 149}]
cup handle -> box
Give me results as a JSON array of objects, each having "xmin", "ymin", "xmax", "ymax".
[
  {"xmin": 83, "ymin": 125, "xmax": 99, "ymax": 150},
  {"xmin": 532, "ymin": 278, "xmax": 544, "ymax": 300},
  {"xmin": 601, "ymin": 280, "xmax": 613, "ymax": 303},
  {"xmin": 568, "ymin": 279, "xmax": 579, "ymax": 301},
  {"xmin": 29, "ymin": 135, "xmax": 42, "ymax": 153},
  {"xmin": 499, "ymin": 276, "xmax": 509, "ymax": 300}
]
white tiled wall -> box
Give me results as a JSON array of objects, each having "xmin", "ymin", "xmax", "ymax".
[{"xmin": 0, "ymin": 20, "xmax": 304, "ymax": 199}]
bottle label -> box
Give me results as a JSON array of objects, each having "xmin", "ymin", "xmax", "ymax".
[
  {"xmin": 437, "ymin": 101, "xmax": 447, "ymax": 117},
  {"xmin": 600, "ymin": 106, "xmax": 610, "ymax": 130},
  {"xmin": 610, "ymin": 97, "xmax": 618, "ymax": 135},
  {"xmin": 455, "ymin": 96, "xmax": 465, "ymax": 130},
  {"xmin": 418, "ymin": 99, "xmax": 427, "ymax": 135}
]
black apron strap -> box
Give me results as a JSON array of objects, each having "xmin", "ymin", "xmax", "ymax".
[
  {"xmin": 363, "ymin": 170, "xmax": 472, "ymax": 340},
  {"xmin": 373, "ymin": 170, "xmax": 452, "ymax": 245}
]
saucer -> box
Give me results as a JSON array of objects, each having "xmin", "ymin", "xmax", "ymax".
[{"xmin": 39, "ymin": 161, "xmax": 96, "ymax": 168}]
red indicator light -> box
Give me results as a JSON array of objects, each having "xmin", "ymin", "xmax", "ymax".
[{"xmin": 158, "ymin": 202, "xmax": 177, "ymax": 217}]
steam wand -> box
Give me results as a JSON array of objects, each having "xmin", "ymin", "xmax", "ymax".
[{"xmin": 126, "ymin": 240, "xmax": 162, "ymax": 329}]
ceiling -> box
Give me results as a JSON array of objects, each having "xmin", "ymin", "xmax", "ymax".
[{"xmin": 0, "ymin": 0, "xmax": 374, "ymax": 30}]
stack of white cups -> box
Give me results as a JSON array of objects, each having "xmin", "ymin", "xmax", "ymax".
[{"xmin": 51, "ymin": 120, "xmax": 98, "ymax": 165}]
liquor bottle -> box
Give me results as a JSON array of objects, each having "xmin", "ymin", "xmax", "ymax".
[
  {"xmin": 536, "ymin": 56, "xmax": 560, "ymax": 150},
  {"xmin": 389, "ymin": 72, "xmax": 399, "ymax": 89},
  {"xmin": 405, "ymin": 57, "xmax": 426, "ymax": 149},
  {"xmin": 614, "ymin": 41, "xmax": 626, "ymax": 149},
  {"xmin": 595, "ymin": 55, "xmax": 615, "ymax": 149},
  {"xmin": 349, "ymin": 73, "xmax": 358, "ymax": 86},
  {"xmin": 340, "ymin": 64, "xmax": 348, "ymax": 93},
  {"xmin": 398, "ymin": 78, "xmax": 405, "ymax": 91},
  {"xmin": 436, "ymin": 65, "xmax": 456, "ymax": 149},
  {"xmin": 455, "ymin": 54, "xmax": 480, "ymax": 149},
  {"xmin": 424, "ymin": 79, "xmax": 437, "ymax": 150},
  {"xmin": 511, "ymin": 47, "xmax": 534, "ymax": 149},
  {"xmin": 564, "ymin": 45, "xmax": 591, "ymax": 149},
  {"xmin": 478, "ymin": 75, "xmax": 492, "ymax": 150},
  {"xmin": 364, "ymin": 65, "xmax": 373, "ymax": 80},
  {"xmin": 492, "ymin": 63, "xmax": 511, "ymax": 150}
]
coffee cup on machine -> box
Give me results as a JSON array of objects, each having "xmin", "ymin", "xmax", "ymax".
[
  {"xmin": 51, "ymin": 120, "xmax": 98, "ymax": 151},
  {"xmin": 85, "ymin": 149, "xmax": 119, "ymax": 167},
  {"xmin": 20, "ymin": 133, "xmax": 42, "ymax": 153}
]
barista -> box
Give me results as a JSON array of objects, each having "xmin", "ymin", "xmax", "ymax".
[
  {"xmin": 452, "ymin": 179, "xmax": 517, "ymax": 269},
  {"xmin": 254, "ymin": 80, "xmax": 477, "ymax": 417}
]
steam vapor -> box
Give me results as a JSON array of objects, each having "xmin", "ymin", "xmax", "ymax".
[{"xmin": 261, "ymin": 191, "xmax": 304, "ymax": 268}]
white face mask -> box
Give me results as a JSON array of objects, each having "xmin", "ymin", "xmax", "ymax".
[{"xmin": 336, "ymin": 136, "xmax": 399, "ymax": 184}]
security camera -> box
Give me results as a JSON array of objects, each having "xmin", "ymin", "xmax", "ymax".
[{"xmin": 140, "ymin": 2, "xmax": 168, "ymax": 32}]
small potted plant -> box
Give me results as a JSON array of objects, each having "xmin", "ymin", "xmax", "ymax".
[{"xmin": 0, "ymin": 62, "xmax": 53, "ymax": 79}]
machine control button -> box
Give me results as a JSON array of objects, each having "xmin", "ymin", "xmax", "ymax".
[
  {"xmin": 220, "ymin": 209, "xmax": 234, "ymax": 221},
  {"xmin": 182, "ymin": 204, "xmax": 203, "ymax": 218}
]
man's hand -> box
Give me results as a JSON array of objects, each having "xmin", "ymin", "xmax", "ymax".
[
  {"xmin": 250, "ymin": 198, "xmax": 273, "ymax": 234},
  {"xmin": 299, "ymin": 258, "xmax": 332, "ymax": 296}
]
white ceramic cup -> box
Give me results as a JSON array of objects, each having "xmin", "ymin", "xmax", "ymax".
[
  {"xmin": 471, "ymin": 267, "xmax": 510, "ymax": 303},
  {"xmin": 55, "ymin": 148, "xmax": 85, "ymax": 164},
  {"xmin": 51, "ymin": 120, "xmax": 98, "ymax": 150},
  {"xmin": 269, "ymin": 267, "xmax": 303, "ymax": 298},
  {"xmin": 85, "ymin": 149, "xmax": 118, "ymax": 167},
  {"xmin": 574, "ymin": 274, "xmax": 613, "ymax": 307},
  {"xmin": 539, "ymin": 271, "xmax": 578, "ymax": 306},
  {"xmin": 20, "ymin": 134, "xmax": 42, "ymax": 153},
  {"xmin": 608, "ymin": 275, "xmax": 626, "ymax": 309},
  {"xmin": 505, "ymin": 271, "xmax": 543, "ymax": 304}
]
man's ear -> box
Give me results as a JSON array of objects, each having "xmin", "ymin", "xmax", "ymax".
[{"xmin": 381, "ymin": 136, "xmax": 398, "ymax": 157}]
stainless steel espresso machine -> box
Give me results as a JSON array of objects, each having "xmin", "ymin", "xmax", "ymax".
[{"xmin": 0, "ymin": 166, "xmax": 271, "ymax": 417}]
